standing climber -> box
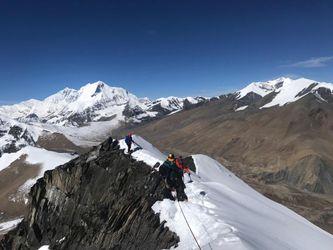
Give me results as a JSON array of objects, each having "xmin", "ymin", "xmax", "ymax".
[
  {"xmin": 159, "ymin": 153, "xmax": 188, "ymax": 201},
  {"xmin": 125, "ymin": 132, "xmax": 134, "ymax": 153},
  {"xmin": 175, "ymin": 156, "xmax": 192, "ymax": 182}
]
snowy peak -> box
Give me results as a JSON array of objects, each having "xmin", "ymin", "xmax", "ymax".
[
  {"xmin": 0, "ymin": 81, "xmax": 206, "ymax": 127},
  {"xmin": 237, "ymin": 77, "xmax": 333, "ymax": 108},
  {"xmin": 0, "ymin": 115, "xmax": 38, "ymax": 156},
  {"xmin": 237, "ymin": 77, "xmax": 290, "ymax": 99},
  {"xmin": 150, "ymin": 96, "xmax": 205, "ymax": 114}
]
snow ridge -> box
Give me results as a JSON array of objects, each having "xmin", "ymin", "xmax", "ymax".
[
  {"xmin": 237, "ymin": 77, "xmax": 333, "ymax": 108},
  {"xmin": 120, "ymin": 136, "xmax": 333, "ymax": 250}
]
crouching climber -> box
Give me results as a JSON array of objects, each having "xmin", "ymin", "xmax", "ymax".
[{"xmin": 159, "ymin": 153, "xmax": 188, "ymax": 201}]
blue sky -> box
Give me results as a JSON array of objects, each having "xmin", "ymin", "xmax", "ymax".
[{"xmin": 0, "ymin": 0, "xmax": 333, "ymax": 103}]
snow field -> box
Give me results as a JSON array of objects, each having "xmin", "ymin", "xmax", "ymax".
[{"xmin": 120, "ymin": 135, "xmax": 333, "ymax": 250}]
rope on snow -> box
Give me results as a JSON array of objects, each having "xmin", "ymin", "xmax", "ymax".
[{"xmin": 177, "ymin": 200, "xmax": 202, "ymax": 250}]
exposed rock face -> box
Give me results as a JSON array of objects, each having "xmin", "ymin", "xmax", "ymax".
[
  {"xmin": 0, "ymin": 123, "xmax": 36, "ymax": 156},
  {"xmin": 238, "ymin": 92, "xmax": 262, "ymax": 107},
  {"xmin": 315, "ymin": 87, "xmax": 333, "ymax": 103},
  {"xmin": 295, "ymin": 83, "xmax": 319, "ymax": 98},
  {"xmin": 0, "ymin": 139, "xmax": 179, "ymax": 250},
  {"xmin": 8, "ymin": 126, "xmax": 23, "ymax": 140},
  {"xmin": 122, "ymin": 104, "xmax": 145, "ymax": 118}
]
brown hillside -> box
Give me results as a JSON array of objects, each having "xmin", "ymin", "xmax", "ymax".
[{"xmin": 115, "ymin": 93, "xmax": 333, "ymax": 233}]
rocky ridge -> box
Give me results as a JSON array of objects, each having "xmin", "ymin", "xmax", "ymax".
[{"xmin": 0, "ymin": 138, "xmax": 179, "ymax": 250}]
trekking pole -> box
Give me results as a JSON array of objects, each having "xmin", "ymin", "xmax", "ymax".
[{"xmin": 133, "ymin": 141, "xmax": 142, "ymax": 149}]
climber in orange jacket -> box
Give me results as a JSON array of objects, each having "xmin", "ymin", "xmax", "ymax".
[
  {"xmin": 175, "ymin": 156, "xmax": 190, "ymax": 174},
  {"xmin": 175, "ymin": 156, "xmax": 193, "ymax": 183}
]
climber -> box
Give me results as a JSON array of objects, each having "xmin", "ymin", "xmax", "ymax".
[
  {"xmin": 175, "ymin": 156, "xmax": 192, "ymax": 182},
  {"xmin": 124, "ymin": 132, "xmax": 134, "ymax": 153},
  {"xmin": 159, "ymin": 153, "xmax": 188, "ymax": 201}
]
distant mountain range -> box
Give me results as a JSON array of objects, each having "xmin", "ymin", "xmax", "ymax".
[
  {"xmin": 0, "ymin": 81, "xmax": 206, "ymax": 126},
  {"xmin": 1, "ymin": 76, "xmax": 332, "ymax": 155},
  {"xmin": 1, "ymin": 77, "xmax": 333, "ymax": 235},
  {"xmin": 0, "ymin": 81, "xmax": 206, "ymax": 155},
  {"xmin": 117, "ymin": 77, "xmax": 333, "ymax": 234},
  {"xmin": 235, "ymin": 77, "xmax": 333, "ymax": 109}
]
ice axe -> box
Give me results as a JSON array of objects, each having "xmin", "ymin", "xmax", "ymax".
[
  {"xmin": 187, "ymin": 173, "xmax": 193, "ymax": 183},
  {"xmin": 132, "ymin": 139, "xmax": 142, "ymax": 149}
]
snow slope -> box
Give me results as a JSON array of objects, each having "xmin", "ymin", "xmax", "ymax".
[
  {"xmin": 235, "ymin": 105, "xmax": 248, "ymax": 111},
  {"xmin": 237, "ymin": 77, "xmax": 287, "ymax": 99},
  {"xmin": 0, "ymin": 146, "xmax": 75, "ymax": 191},
  {"xmin": 121, "ymin": 135, "xmax": 333, "ymax": 250},
  {"xmin": 237, "ymin": 77, "xmax": 333, "ymax": 108},
  {"xmin": 262, "ymin": 78, "xmax": 333, "ymax": 108},
  {"xmin": 152, "ymin": 96, "xmax": 204, "ymax": 112},
  {"xmin": 0, "ymin": 218, "xmax": 23, "ymax": 235}
]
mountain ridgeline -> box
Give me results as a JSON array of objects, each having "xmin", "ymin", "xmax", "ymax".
[
  {"xmin": 0, "ymin": 81, "xmax": 206, "ymax": 156},
  {"xmin": 0, "ymin": 138, "xmax": 179, "ymax": 250},
  {"xmin": 115, "ymin": 77, "xmax": 333, "ymax": 233},
  {"xmin": 1, "ymin": 77, "xmax": 333, "ymax": 237}
]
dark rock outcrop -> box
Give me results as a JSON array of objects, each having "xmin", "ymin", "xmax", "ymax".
[
  {"xmin": 122, "ymin": 104, "xmax": 145, "ymax": 118},
  {"xmin": 1, "ymin": 139, "xmax": 179, "ymax": 250},
  {"xmin": 238, "ymin": 92, "xmax": 262, "ymax": 106},
  {"xmin": 8, "ymin": 126, "xmax": 23, "ymax": 140},
  {"xmin": 295, "ymin": 82, "xmax": 319, "ymax": 98},
  {"xmin": 315, "ymin": 87, "xmax": 333, "ymax": 103}
]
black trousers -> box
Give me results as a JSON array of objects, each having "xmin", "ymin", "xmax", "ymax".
[{"xmin": 126, "ymin": 142, "xmax": 132, "ymax": 153}]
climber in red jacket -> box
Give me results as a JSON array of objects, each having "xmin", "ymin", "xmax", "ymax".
[{"xmin": 175, "ymin": 156, "xmax": 192, "ymax": 183}]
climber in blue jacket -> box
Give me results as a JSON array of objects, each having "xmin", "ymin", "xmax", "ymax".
[{"xmin": 125, "ymin": 132, "xmax": 134, "ymax": 153}]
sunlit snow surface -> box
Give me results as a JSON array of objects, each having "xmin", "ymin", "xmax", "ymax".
[
  {"xmin": 0, "ymin": 218, "xmax": 23, "ymax": 235},
  {"xmin": 237, "ymin": 77, "xmax": 333, "ymax": 108},
  {"xmin": 121, "ymin": 135, "xmax": 333, "ymax": 250},
  {"xmin": 235, "ymin": 105, "xmax": 248, "ymax": 111},
  {"xmin": 38, "ymin": 246, "xmax": 50, "ymax": 250},
  {"xmin": 0, "ymin": 146, "xmax": 75, "ymax": 191}
]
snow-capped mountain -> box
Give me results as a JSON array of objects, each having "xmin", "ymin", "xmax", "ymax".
[
  {"xmin": 149, "ymin": 96, "xmax": 206, "ymax": 115},
  {"xmin": 0, "ymin": 115, "xmax": 38, "ymax": 156},
  {"xmin": 236, "ymin": 77, "xmax": 333, "ymax": 109},
  {"xmin": 0, "ymin": 81, "xmax": 206, "ymax": 127},
  {"xmin": 0, "ymin": 81, "xmax": 151, "ymax": 126},
  {"xmin": 0, "ymin": 81, "xmax": 207, "ymax": 154}
]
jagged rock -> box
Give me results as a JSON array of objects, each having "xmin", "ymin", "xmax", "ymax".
[
  {"xmin": 21, "ymin": 129, "xmax": 35, "ymax": 146},
  {"xmin": 122, "ymin": 104, "xmax": 145, "ymax": 118},
  {"xmin": 8, "ymin": 126, "xmax": 23, "ymax": 140},
  {"xmin": 1, "ymin": 139, "xmax": 179, "ymax": 250},
  {"xmin": 2, "ymin": 141, "xmax": 20, "ymax": 154},
  {"xmin": 0, "ymin": 130, "xmax": 6, "ymax": 138},
  {"xmin": 66, "ymin": 110, "xmax": 94, "ymax": 126},
  {"xmin": 295, "ymin": 83, "xmax": 319, "ymax": 98},
  {"xmin": 315, "ymin": 87, "xmax": 333, "ymax": 103},
  {"xmin": 238, "ymin": 92, "xmax": 262, "ymax": 107},
  {"xmin": 183, "ymin": 98, "xmax": 206, "ymax": 110},
  {"xmin": 150, "ymin": 103, "xmax": 171, "ymax": 116}
]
